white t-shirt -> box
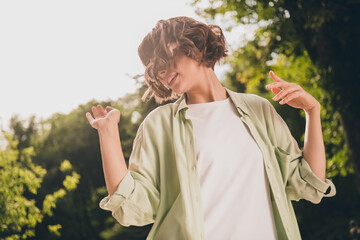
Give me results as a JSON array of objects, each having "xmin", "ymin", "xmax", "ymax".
[{"xmin": 186, "ymin": 96, "xmax": 278, "ymax": 240}]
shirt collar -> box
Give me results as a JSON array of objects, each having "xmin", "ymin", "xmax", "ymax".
[{"xmin": 173, "ymin": 87, "xmax": 249, "ymax": 118}]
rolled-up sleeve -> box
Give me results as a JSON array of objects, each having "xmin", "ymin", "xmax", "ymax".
[
  {"xmin": 264, "ymin": 100, "xmax": 336, "ymax": 204},
  {"xmin": 99, "ymin": 121, "xmax": 160, "ymax": 226}
]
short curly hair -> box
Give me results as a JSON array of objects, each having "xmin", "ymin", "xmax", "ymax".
[{"xmin": 138, "ymin": 16, "xmax": 228, "ymax": 104}]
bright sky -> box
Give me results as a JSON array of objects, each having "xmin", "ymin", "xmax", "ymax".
[{"xmin": 0, "ymin": 0, "xmax": 255, "ymax": 135}]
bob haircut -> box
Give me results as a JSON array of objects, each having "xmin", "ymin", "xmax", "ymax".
[{"xmin": 138, "ymin": 16, "xmax": 228, "ymax": 104}]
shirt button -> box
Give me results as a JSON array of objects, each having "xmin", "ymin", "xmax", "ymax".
[
  {"xmin": 192, "ymin": 165, "xmax": 196, "ymax": 170},
  {"xmin": 266, "ymin": 163, "xmax": 271, "ymax": 169},
  {"xmin": 276, "ymin": 193, "xmax": 281, "ymax": 198},
  {"xmin": 286, "ymin": 226, "xmax": 290, "ymax": 232}
]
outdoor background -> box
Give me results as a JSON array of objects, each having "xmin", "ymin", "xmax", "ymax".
[{"xmin": 1, "ymin": 0, "xmax": 360, "ymax": 239}]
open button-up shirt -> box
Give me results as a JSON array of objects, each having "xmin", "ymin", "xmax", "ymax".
[{"xmin": 99, "ymin": 87, "xmax": 336, "ymax": 240}]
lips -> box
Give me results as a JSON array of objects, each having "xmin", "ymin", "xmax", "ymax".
[{"xmin": 167, "ymin": 73, "xmax": 178, "ymax": 86}]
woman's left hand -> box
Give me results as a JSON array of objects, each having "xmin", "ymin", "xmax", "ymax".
[{"xmin": 265, "ymin": 70, "xmax": 320, "ymax": 112}]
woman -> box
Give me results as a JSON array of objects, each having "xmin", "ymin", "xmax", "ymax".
[{"xmin": 86, "ymin": 16, "xmax": 336, "ymax": 240}]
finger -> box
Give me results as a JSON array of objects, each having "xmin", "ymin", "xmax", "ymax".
[
  {"xmin": 97, "ymin": 105, "xmax": 106, "ymax": 117},
  {"xmin": 269, "ymin": 70, "xmax": 286, "ymax": 82},
  {"xmin": 271, "ymin": 87, "xmax": 281, "ymax": 95},
  {"xmin": 273, "ymin": 85, "xmax": 300, "ymax": 101},
  {"xmin": 279, "ymin": 90, "xmax": 301, "ymax": 104},
  {"xmin": 105, "ymin": 106, "xmax": 115, "ymax": 113},
  {"xmin": 85, "ymin": 112, "xmax": 94, "ymax": 124},
  {"xmin": 266, "ymin": 81, "xmax": 291, "ymax": 90},
  {"xmin": 91, "ymin": 106, "xmax": 100, "ymax": 119}
]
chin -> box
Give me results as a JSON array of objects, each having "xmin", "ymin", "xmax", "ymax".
[{"xmin": 171, "ymin": 86, "xmax": 186, "ymax": 95}]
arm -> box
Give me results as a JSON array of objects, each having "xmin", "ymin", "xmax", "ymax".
[
  {"xmin": 303, "ymin": 104, "xmax": 326, "ymax": 181},
  {"xmin": 86, "ymin": 105, "xmax": 160, "ymax": 226},
  {"xmin": 98, "ymin": 123, "xmax": 128, "ymax": 197},
  {"xmin": 86, "ymin": 105, "xmax": 128, "ymax": 197},
  {"xmin": 266, "ymin": 71, "xmax": 326, "ymax": 181},
  {"xmin": 265, "ymin": 71, "xmax": 336, "ymax": 203}
]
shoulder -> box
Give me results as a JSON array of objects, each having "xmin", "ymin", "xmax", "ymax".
[
  {"xmin": 227, "ymin": 89, "xmax": 273, "ymax": 114},
  {"xmin": 240, "ymin": 93, "xmax": 270, "ymax": 105},
  {"xmin": 140, "ymin": 103, "xmax": 173, "ymax": 131},
  {"xmin": 245, "ymin": 93, "xmax": 273, "ymax": 113},
  {"xmin": 145, "ymin": 103, "xmax": 173, "ymax": 121},
  {"xmin": 227, "ymin": 88, "xmax": 269, "ymax": 104}
]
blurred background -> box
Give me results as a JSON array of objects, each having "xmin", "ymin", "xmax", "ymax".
[{"xmin": 1, "ymin": 0, "xmax": 359, "ymax": 239}]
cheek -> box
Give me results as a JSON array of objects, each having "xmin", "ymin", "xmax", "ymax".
[
  {"xmin": 187, "ymin": 65, "xmax": 201, "ymax": 79},
  {"xmin": 174, "ymin": 55, "xmax": 200, "ymax": 77},
  {"xmin": 182, "ymin": 61, "xmax": 198, "ymax": 75}
]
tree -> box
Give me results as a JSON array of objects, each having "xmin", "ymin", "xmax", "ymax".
[
  {"xmin": 0, "ymin": 133, "xmax": 80, "ymax": 240},
  {"xmin": 192, "ymin": 0, "xmax": 360, "ymax": 188}
]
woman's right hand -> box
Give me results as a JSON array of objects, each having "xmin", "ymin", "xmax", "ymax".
[{"xmin": 85, "ymin": 105, "xmax": 121, "ymax": 131}]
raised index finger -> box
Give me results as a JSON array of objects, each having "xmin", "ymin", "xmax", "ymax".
[{"xmin": 269, "ymin": 70, "xmax": 286, "ymax": 82}]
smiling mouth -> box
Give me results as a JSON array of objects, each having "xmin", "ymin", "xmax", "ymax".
[{"xmin": 167, "ymin": 73, "xmax": 178, "ymax": 85}]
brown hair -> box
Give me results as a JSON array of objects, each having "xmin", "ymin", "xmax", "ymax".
[{"xmin": 138, "ymin": 16, "xmax": 228, "ymax": 104}]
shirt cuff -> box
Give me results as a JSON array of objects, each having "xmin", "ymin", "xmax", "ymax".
[
  {"xmin": 99, "ymin": 171, "xmax": 135, "ymax": 212},
  {"xmin": 299, "ymin": 158, "xmax": 336, "ymax": 197}
]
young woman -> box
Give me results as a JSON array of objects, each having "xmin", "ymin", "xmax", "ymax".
[{"xmin": 86, "ymin": 16, "xmax": 336, "ymax": 240}]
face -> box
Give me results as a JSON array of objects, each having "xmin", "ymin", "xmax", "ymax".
[{"xmin": 157, "ymin": 52, "xmax": 202, "ymax": 95}]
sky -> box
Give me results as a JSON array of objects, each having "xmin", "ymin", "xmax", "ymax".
[{"xmin": 0, "ymin": 0, "xmax": 255, "ymax": 135}]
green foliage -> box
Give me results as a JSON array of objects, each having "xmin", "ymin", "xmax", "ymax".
[
  {"xmin": 0, "ymin": 133, "xmax": 80, "ymax": 239},
  {"xmin": 47, "ymin": 224, "xmax": 61, "ymax": 237},
  {"xmin": 59, "ymin": 160, "xmax": 72, "ymax": 172},
  {"xmin": 9, "ymin": 115, "xmax": 37, "ymax": 153},
  {"xmin": 0, "ymin": 133, "xmax": 45, "ymax": 240},
  {"xmin": 62, "ymin": 172, "xmax": 80, "ymax": 191}
]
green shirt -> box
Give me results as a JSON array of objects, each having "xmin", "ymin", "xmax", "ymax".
[{"xmin": 99, "ymin": 87, "xmax": 336, "ymax": 240}]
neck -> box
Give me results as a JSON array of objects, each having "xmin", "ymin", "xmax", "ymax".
[{"xmin": 185, "ymin": 67, "xmax": 228, "ymax": 104}]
